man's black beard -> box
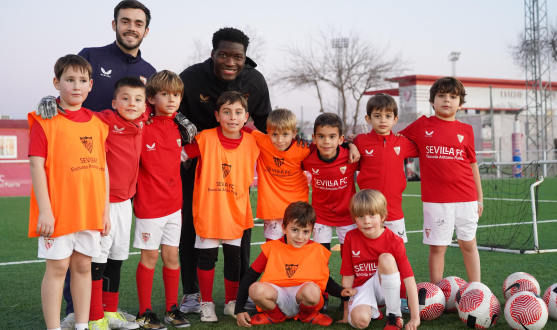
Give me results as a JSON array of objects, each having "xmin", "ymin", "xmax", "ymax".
[{"xmin": 116, "ymin": 32, "xmax": 143, "ymax": 52}]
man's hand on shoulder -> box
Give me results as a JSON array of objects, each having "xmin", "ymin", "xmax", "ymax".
[
  {"xmin": 174, "ymin": 113, "xmax": 198, "ymax": 145},
  {"xmin": 36, "ymin": 96, "xmax": 65, "ymax": 119},
  {"xmin": 295, "ymin": 134, "xmax": 310, "ymax": 148},
  {"xmin": 236, "ymin": 312, "xmax": 252, "ymax": 327}
]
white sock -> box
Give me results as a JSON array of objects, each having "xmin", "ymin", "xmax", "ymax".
[
  {"xmin": 380, "ymin": 272, "xmax": 402, "ymax": 317},
  {"xmin": 75, "ymin": 323, "xmax": 88, "ymax": 330}
]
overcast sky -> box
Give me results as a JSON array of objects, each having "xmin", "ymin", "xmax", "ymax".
[{"xmin": 1, "ymin": 0, "xmax": 555, "ymax": 121}]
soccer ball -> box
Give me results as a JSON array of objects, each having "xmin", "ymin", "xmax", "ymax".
[
  {"xmin": 502, "ymin": 272, "xmax": 540, "ymax": 300},
  {"xmin": 543, "ymin": 283, "xmax": 557, "ymax": 320},
  {"xmin": 504, "ymin": 292, "xmax": 548, "ymax": 330},
  {"xmin": 457, "ymin": 288, "xmax": 500, "ymax": 329},
  {"xmin": 455, "ymin": 282, "xmax": 492, "ymax": 307},
  {"xmin": 416, "ymin": 282, "xmax": 445, "ymax": 320},
  {"xmin": 438, "ymin": 276, "xmax": 467, "ymax": 312}
]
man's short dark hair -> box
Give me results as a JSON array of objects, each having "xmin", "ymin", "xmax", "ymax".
[
  {"xmin": 216, "ymin": 91, "xmax": 248, "ymax": 112},
  {"xmin": 212, "ymin": 27, "xmax": 250, "ymax": 53},
  {"xmin": 429, "ymin": 77, "xmax": 467, "ymax": 106},
  {"xmin": 113, "ymin": 76, "xmax": 145, "ymax": 100},
  {"xmin": 282, "ymin": 201, "xmax": 316, "ymax": 229},
  {"xmin": 114, "ymin": 0, "xmax": 151, "ymax": 28},
  {"xmin": 54, "ymin": 54, "xmax": 92, "ymax": 81},
  {"xmin": 366, "ymin": 93, "xmax": 398, "ymax": 117},
  {"xmin": 313, "ymin": 113, "xmax": 344, "ymax": 136}
]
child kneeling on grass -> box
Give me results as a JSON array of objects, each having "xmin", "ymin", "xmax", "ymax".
[
  {"xmin": 341, "ymin": 190, "xmax": 420, "ymax": 330},
  {"xmin": 235, "ymin": 201, "xmax": 357, "ymax": 327}
]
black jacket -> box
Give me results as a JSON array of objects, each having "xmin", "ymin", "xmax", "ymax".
[{"xmin": 178, "ymin": 57, "xmax": 272, "ymax": 133}]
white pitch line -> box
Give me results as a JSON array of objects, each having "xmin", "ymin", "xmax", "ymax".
[{"xmin": 402, "ymin": 194, "xmax": 557, "ymax": 203}]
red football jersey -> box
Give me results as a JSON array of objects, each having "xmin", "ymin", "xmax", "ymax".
[
  {"xmin": 302, "ymin": 147, "xmax": 358, "ymax": 227},
  {"xmin": 354, "ymin": 131, "xmax": 418, "ymax": 221},
  {"xmin": 340, "ymin": 228, "xmax": 413, "ymax": 288},
  {"xmin": 399, "ymin": 116, "xmax": 477, "ymax": 203},
  {"xmin": 134, "ymin": 115, "xmax": 182, "ymax": 219}
]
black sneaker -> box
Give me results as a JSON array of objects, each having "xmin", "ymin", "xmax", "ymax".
[
  {"xmin": 165, "ymin": 305, "xmax": 190, "ymax": 328},
  {"xmin": 136, "ymin": 309, "xmax": 167, "ymax": 330},
  {"xmin": 319, "ymin": 295, "xmax": 329, "ymax": 313}
]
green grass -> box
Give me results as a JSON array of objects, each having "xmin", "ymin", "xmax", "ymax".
[{"xmin": 1, "ymin": 180, "xmax": 557, "ymax": 329}]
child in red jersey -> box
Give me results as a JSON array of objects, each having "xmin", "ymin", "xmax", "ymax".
[
  {"xmin": 341, "ymin": 190, "xmax": 420, "ymax": 330},
  {"xmin": 235, "ymin": 201, "xmax": 356, "ymax": 327},
  {"xmin": 133, "ymin": 70, "xmax": 189, "ymax": 329},
  {"xmin": 399, "ymin": 77, "xmax": 483, "ymax": 286},
  {"xmin": 183, "ymin": 91, "xmax": 260, "ymax": 323},
  {"xmin": 28, "ymin": 55, "xmax": 110, "ymax": 330}
]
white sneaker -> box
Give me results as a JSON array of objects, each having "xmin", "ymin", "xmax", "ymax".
[
  {"xmin": 117, "ymin": 308, "xmax": 137, "ymax": 322},
  {"xmin": 199, "ymin": 301, "xmax": 218, "ymax": 323},
  {"xmin": 180, "ymin": 293, "xmax": 201, "ymax": 314},
  {"xmin": 105, "ymin": 311, "xmax": 140, "ymax": 329},
  {"xmin": 60, "ymin": 313, "xmax": 75, "ymax": 330},
  {"xmin": 223, "ymin": 300, "xmax": 237, "ymax": 319}
]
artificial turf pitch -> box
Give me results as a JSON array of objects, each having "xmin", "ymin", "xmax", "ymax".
[{"xmin": 1, "ymin": 180, "xmax": 556, "ymax": 329}]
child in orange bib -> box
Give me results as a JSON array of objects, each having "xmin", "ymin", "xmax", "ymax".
[
  {"xmin": 234, "ymin": 202, "xmax": 357, "ymax": 327},
  {"xmin": 183, "ymin": 91, "xmax": 260, "ymax": 322},
  {"xmin": 28, "ymin": 55, "xmax": 110, "ymax": 330}
]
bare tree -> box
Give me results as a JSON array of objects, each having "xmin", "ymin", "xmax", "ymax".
[
  {"xmin": 510, "ymin": 23, "xmax": 557, "ymax": 68},
  {"xmin": 275, "ymin": 28, "xmax": 404, "ymax": 133}
]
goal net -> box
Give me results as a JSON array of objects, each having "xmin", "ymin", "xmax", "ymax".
[{"xmin": 471, "ymin": 160, "xmax": 557, "ymax": 253}]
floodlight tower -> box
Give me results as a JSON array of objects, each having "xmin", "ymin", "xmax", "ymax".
[
  {"xmin": 448, "ymin": 52, "xmax": 460, "ymax": 77},
  {"xmin": 332, "ymin": 38, "xmax": 349, "ymax": 117},
  {"xmin": 524, "ymin": 0, "xmax": 553, "ymax": 172}
]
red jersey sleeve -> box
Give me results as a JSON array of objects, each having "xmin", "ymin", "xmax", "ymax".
[
  {"xmin": 28, "ymin": 122, "xmax": 48, "ymax": 158},
  {"xmin": 250, "ymin": 251, "xmax": 268, "ymax": 273},
  {"xmin": 183, "ymin": 139, "xmax": 201, "ymax": 159},
  {"xmin": 340, "ymin": 233, "xmax": 355, "ymax": 276},
  {"xmin": 465, "ymin": 125, "xmax": 477, "ymax": 163},
  {"xmin": 398, "ymin": 117, "xmax": 422, "ymax": 142},
  {"xmin": 392, "ymin": 237, "xmax": 414, "ymax": 280},
  {"xmin": 403, "ymin": 136, "xmax": 419, "ymax": 158}
]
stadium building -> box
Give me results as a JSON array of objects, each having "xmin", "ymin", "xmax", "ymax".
[{"xmin": 0, "ymin": 119, "xmax": 31, "ymax": 197}]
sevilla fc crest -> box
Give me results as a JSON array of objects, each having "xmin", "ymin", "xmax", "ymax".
[
  {"xmin": 44, "ymin": 238, "xmax": 54, "ymax": 250},
  {"xmin": 394, "ymin": 146, "xmax": 401, "ymax": 155},
  {"xmin": 457, "ymin": 134, "xmax": 464, "ymax": 143},
  {"xmin": 425, "ymin": 229, "xmax": 431, "ymax": 238},
  {"xmin": 222, "ymin": 164, "xmax": 232, "ymax": 178},
  {"xmin": 340, "ymin": 166, "xmax": 347, "ymax": 174},
  {"xmin": 80, "ymin": 136, "xmax": 93, "ymax": 153},
  {"xmin": 273, "ymin": 157, "xmax": 284, "ymax": 167},
  {"xmin": 200, "ymin": 237, "xmax": 206, "ymax": 242},
  {"xmin": 142, "ymin": 233, "xmax": 150, "ymax": 243},
  {"xmin": 177, "ymin": 139, "xmax": 181, "ymax": 147},
  {"xmin": 285, "ymin": 264, "xmax": 299, "ymax": 278},
  {"xmin": 140, "ymin": 75, "xmax": 147, "ymax": 85}
]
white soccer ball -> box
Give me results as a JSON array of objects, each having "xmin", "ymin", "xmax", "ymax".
[
  {"xmin": 543, "ymin": 283, "xmax": 557, "ymax": 320},
  {"xmin": 455, "ymin": 282, "xmax": 492, "ymax": 307},
  {"xmin": 438, "ymin": 276, "xmax": 467, "ymax": 312},
  {"xmin": 504, "ymin": 291, "xmax": 548, "ymax": 330},
  {"xmin": 457, "ymin": 288, "xmax": 500, "ymax": 329},
  {"xmin": 416, "ymin": 282, "xmax": 445, "ymax": 320},
  {"xmin": 502, "ymin": 272, "xmax": 540, "ymax": 300}
]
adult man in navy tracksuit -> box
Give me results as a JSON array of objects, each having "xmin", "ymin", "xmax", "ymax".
[{"xmin": 37, "ymin": 1, "xmax": 156, "ymax": 328}]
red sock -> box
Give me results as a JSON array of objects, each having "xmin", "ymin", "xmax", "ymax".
[
  {"xmin": 224, "ymin": 278, "xmax": 239, "ymax": 303},
  {"xmin": 265, "ymin": 238, "xmax": 273, "ymax": 242},
  {"xmin": 323, "ymin": 291, "xmax": 329, "ymax": 299},
  {"xmin": 298, "ymin": 302, "xmax": 319, "ymax": 320},
  {"xmin": 89, "ymin": 279, "xmax": 104, "ymax": 321},
  {"xmin": 102, "ymin": 291, "xmax": 119, "ymax": 312},
  {"xmin": 197, "ymin": 268, "xmax": 215, "ymax": 303},
  {"xmin": 266, "ymin": 305, "xmax": 286, "ymax": 319},
  {"xmin": 136, "ymin": 263, "xmax": 155, "ymax": 314},
  {"xmin": 340, "ymin": 244, "xmax": 344, "ymax": 256},
  {"xmin": 163, "ymin": 267, "xmax": 180, "ymax": 311}
]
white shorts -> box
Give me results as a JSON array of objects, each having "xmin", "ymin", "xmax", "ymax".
[
  {"xmin": 384, "ymin": 218, "xmax": 408, "ymax": 243},
  {"xmin": 348, "ymin": 274, "xmax": 384, "ymax": 327},
  {"xmin": 263, "ymin": 219, "xmax": 283, "ymax": 240},
  {"xmin": 313, "ymin": 223, "xmax": 357, "ymax": 244},
  {"xmin": 133, "ymin": 210, "xmax": 182, "ymax": 250},
  {"xmin": 38, "ymin": 230, "xmax": 101, "ymax": 260},
  {"xmin": 93, "ymin": 200, "xmax": 133, "ymax": 263},
  {"xmin": 423, "ymin": 201, "xmax": 479, "ymax": 245},
  {"xmin": 194, "ymin": 235, "xmax": 242, "ymax": 249},
  {"xmin": 266, "ymin": 283, "xmax": 309, "ymax": 317}
]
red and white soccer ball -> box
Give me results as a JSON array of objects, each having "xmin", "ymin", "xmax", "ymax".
[
  {"xmin": 455, "ymin": 282, "xmax": 492, "ymax": 307},
  {"xmin": 504, "ymin": 291, "xmax": 548, "ymax": 330},
  {"xmin": 502, "ymin": 272, "xmax": 540, "ymax": 300},
  {"xmin": 438, "ymin": 276, "xmax": 467, "ymax": 312},
  {"xmin": 416, "ymin": 282, "xmax": 445, "ymax": 320},
  {"xmin": 543, "ymin": 283, "xmax": 557, "ymax": 320},
  {"xmin": 457, "ymin": 288, "xmax": 500, "ymax": 329}
]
